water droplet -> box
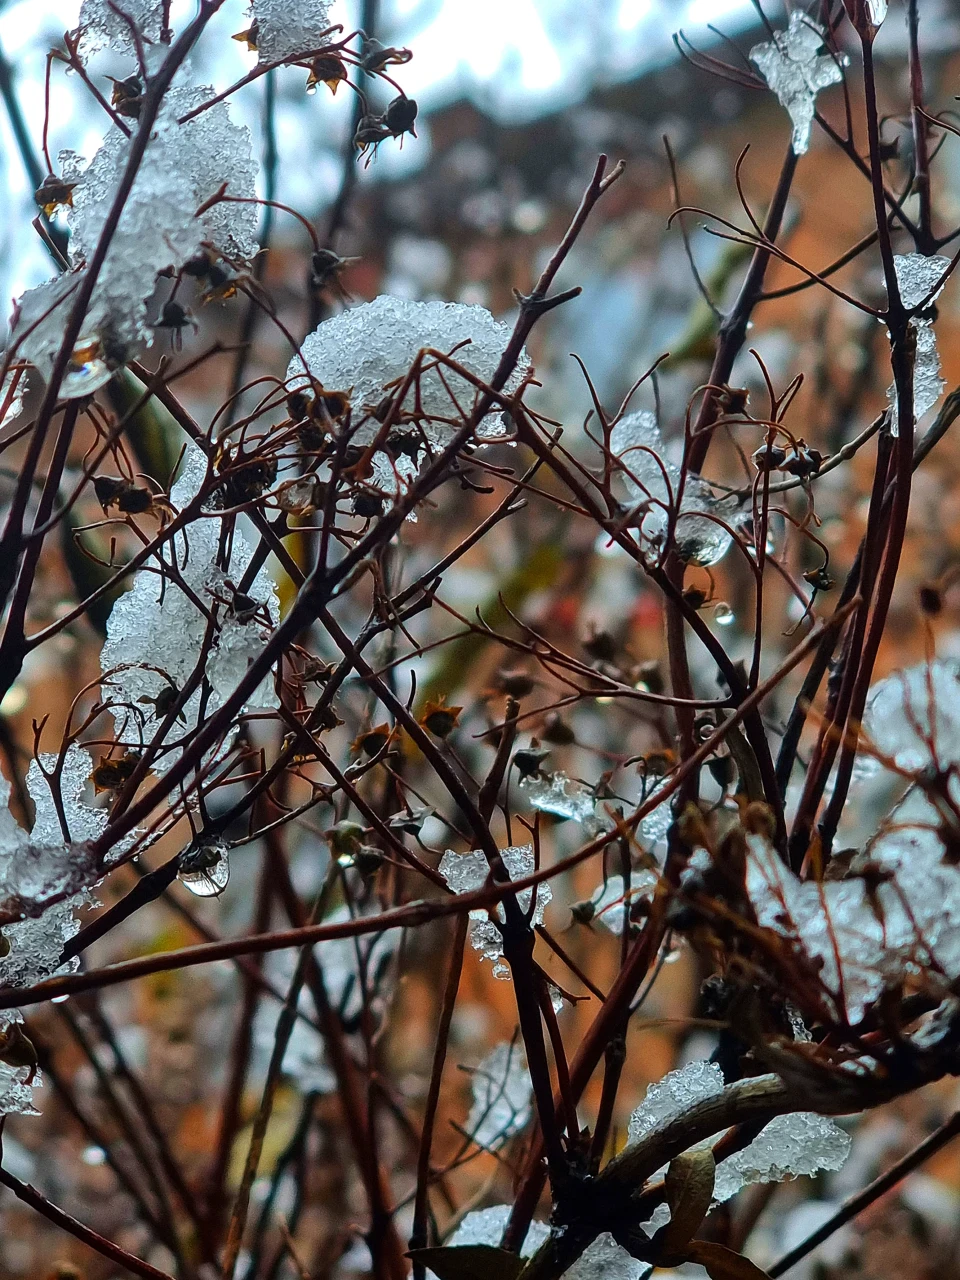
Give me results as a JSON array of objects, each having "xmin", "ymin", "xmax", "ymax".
[
  {"xmin": 52, "ymin": 994, "xmax": 70, "ymax": 1004},
  {"xmin": 713, "ymin": 602, "xmax": 736, "ymax": 627},
  {"xmin": 305, "ymin": 83, "xmax": 318, "ymax": 96},
  {"xmin": 62, "ymin": 336, "xmax": 112, "ymax": 398},
  {"xmin": 82, "ymin": 1145, "xmax": 106, "ymax": 1165},
  {"xmin": 178, "ymin": 841, "xmax": 230, "ymax": 897}
]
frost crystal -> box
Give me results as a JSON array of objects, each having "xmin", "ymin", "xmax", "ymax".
[
  {"xmin": 251, "ymin": 0, "xmax": 333, "ymax": 63},
  {"xmin": 750, "ymin": 13, "xmax": 845, "ymax": 156},
  {"xmin": 520, "ymin": 770, "xmax": 596, "ymax": 823},
  {"xmin": 886, "ymin": 255, "xmax": 950, "ymax": 433},
  {"xmin": 746, "ymin": 833, "xmax": 887, "ymax": 1020},
  {"xmin": 439, "ymin": 844, "xmax": 550, "ymax": 978},
  {"xmin": 100, "ymin": 444, "xmax": 279, "ymax": 773},
  {"xmin": 289, "ymin": 296, "xmax": 530, "ymax": 448},
  {"xmin": 159, "ymin": 86, "xmax": 259, "ymax": 262},
  {"xmin": 894, "ymin": 253, "xmax": 950, "ymax": 311},
  {"xmin": 466, "ymin": 1041, "xmax": 532, "ymax": 1148},
  {"xmin": 77, "ymin": 0, "xmax": 164, "ymax": 60},
  {"xmin": 611, "ymin": 412, "xmax": 733, "ymax": 567}
]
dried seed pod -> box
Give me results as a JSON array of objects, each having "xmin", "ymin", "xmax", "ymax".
[
  {"xmin": 217, "ymin": 451, "xmax": 278, "ymax": 505},
  {"xmin": 542, "ymin": 712, "xmax": 575, "ymax": 745},
  {"xmin": 326, "ymin": 820, "xmax": 367, "ymax": 864},
  {"xmin": 803, "ymin": 566, "xmax": 835, "ymax": 591},
  {"xmin": 92, "ymin": 750, "xmax": 142, "ymax": 793},
  {"xmin": 513, "ymin": 746, "xmax": 550, "ymax": 779},
  {"xmin": 310, "ymin": 247, "xmax": 358, "ymax": 294},
  {"xmin": 583, "ymin": 628, "xmax": 617, "ymax": 662},
  {"xmin": 752, "ymin": 441, "xmax": 789, "ymax": 471},
  {"xmin": 107, "ymin": 74, "xmax": 143, "ymax": 119},
  {"xmin": 570, "ymin": 899, "xmax": 596, "ymax": 924},
  {"xmin": 498, "ymin": 670, "xmax": 536, "ymax": 698},
  {"xmin": 153, "ymin": 300, "xmax": 198, "ymax": 350},
  {"xmin": 352, "ymin": 490, "xmax": 384, "ymax": 518},
  {"xmin": 355, "ymin": 845, "xmax": 384, "ymax": 876},
  {"xmin": 384, "ymin": 95, "xmax": 418, "ymax": 140},
  {"xmin": 137, "ymin": 682, "xmax": 185, "ymax": 723},
  {"xmin": 360, "ymin": 39, "xmax": 412, "ymax": 73},
  {"xmin": 716, "ymin": 385, "xmax": 750, "ymax": 414},
  {"xmin": 352, "ymin": 723, "xmax": 394, "ymax": 756},
  {"xmin": 354, "ymin": 113, "xmax": 391, "ymax": 153},
  {"xmin": 306, "ymin": 53, "xmax": 348, "ymax": 94},
  {"xmin": 232, "ymin": 20, "xmax": 259, "ymax": 49},
  {"xmin": 420, "ymin": 698, "xmax": 462, "ymax": 738},
  {"xmin": 633, "ymin": 660, "xmax": 665, "ymax": 694},
  {"xmin": 34, "ymin": 173, "xmax": 77, "ymax": 217}
]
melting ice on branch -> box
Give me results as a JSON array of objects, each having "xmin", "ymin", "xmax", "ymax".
[
  {"xmin": 289, "ymin": 295, "xmax": 530, "ymax": 447},
  {"xmin": 886, "ymin": 254, "xmax": 950, "ymax": 433},
  {"xmin": 439, "ymin": 844, "xmax": 550, "ymax": 978},
  {"xmin": 100, "ymin": 444, "xmax": 279, "ymax": 772},
  {"xmin": 627, "ymin": 1060, "xmax": 849, "ymax": 1221},
  {"xmin": 610, "ymin": 412, "xmax": 733, "ymax": 567},
  {"xmin": 863, "ymin": 659, "xmax": 960, "ymax": 771},
  {"xmin": 10, "ymin": 75, "xmax": 257, "ymax": 397},
  {"xmin": 592, "ymin": 870, "xmax": 659, "ymax": 934},
  {"xmin": 750, "ymin": 13, "xmax": 846, "ymax": 156},
  {"xmin": 0, "ymin": 1013, "xmax": 40, "ymax": 1118},
  {"xmin": 0, "ymin": 744, "xmax": 143, "ymax": 1114}
]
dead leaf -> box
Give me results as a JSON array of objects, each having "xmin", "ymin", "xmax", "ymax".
[
  {"xmin": 686, "ymin": 1239, "xmax": 774, "ymax": 1279},
  {"xmin": 405, "ymin": 1244, "xmax": 526, "ymax": 1280},
  {"xmin": 660, "ymin": 1147, "xmax": 716, "ymax": 1255}
]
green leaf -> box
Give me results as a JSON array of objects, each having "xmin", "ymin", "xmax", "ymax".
[
  {"xmin": 660, "ymin": 1148, "xmax": 716, "ymax": 1255},
  {"xmin": 406, "ymin": 1245, "xmax": 526, "ymax": 1280},
  {"xmin": 686, "ymin": 1239, "xmax": 774, "ymax": 1280}
]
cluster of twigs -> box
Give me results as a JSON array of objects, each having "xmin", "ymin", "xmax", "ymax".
[{"xmin": 3, "ymin": 1, "xmax": 960, "ymax": 1278}]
